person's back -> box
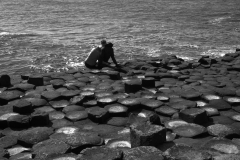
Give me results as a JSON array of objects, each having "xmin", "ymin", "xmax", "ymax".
[{"xmin": 84, "ymin": 47, "xmax": 102, "ymax": 67}]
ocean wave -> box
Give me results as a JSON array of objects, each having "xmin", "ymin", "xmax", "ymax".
[
  {"xmin": 209, "ymin": 16, "xmax": 232, "ymax": 25},
  {"xmin": 0, "ymin": 31, "xmax": 41, "ymax": 38},
  {"xmin": 201, "ymin": 47, "xmax": 236, "ymax": 57}
]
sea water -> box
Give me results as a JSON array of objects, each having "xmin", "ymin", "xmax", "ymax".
[{"xmin": 0, "ymin": 0, "xmax": 240, "ymax": 74}]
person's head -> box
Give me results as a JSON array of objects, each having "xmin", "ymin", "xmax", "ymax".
[
  {"xmin": 106, "ymin": 42, "xmax": 113, "ymax": 48},
  {"xmin": 101, "ymin": 40, "xmax": 107, "ymax": 47}
]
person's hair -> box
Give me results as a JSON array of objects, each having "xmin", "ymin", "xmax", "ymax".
[
  {"xmin": 101, "ymin": 40, "xmax": 107, "ymax": 45},
  {"xmin": 106, "ymin": 42, "xmax": 113, "ymax": 48}
]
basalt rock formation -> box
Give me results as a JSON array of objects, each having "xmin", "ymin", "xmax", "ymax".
[{"xmin": 1, "ymin": 49, "xmax": 240, "ymax": 159}]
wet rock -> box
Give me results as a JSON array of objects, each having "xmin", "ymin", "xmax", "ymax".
[
  {"xmin": 30, "ymin": 111, "xmax": 50, "ymax": 126},
  {"xmin": 65, "ymin": 111, "xmax": 88, "ymax": 122},
  {"xmin": 128, "ymin": 109, "xmax": 160, "ymax": 126},
  {"xmin": 41, "ymin": 91, "xmax": 61, "ymax": 101},
  {"xmin": 155, "ymin": 106, "xmax": 178, "ymax": 117},
  {"xmin": 24, "ymin": 98, "xmax": 47, "ymax": 108},
  {"xmin": 105, "ymin": 104, "xmax": 128, "ymax": 117},
  {"xmin": 7, "ymin": 114, "xmax": 30, "ymax": 129},
  {"xmin": 213, "ymin": 154, "xmax": 240, "ymax": 160},
  {"xmin": 124, "ymin": 79, "xmax": 142, "ymax": 93},
  {"xmin": 107, "ymin": 117, "xmax": 128, "ymax": 127},
  {"xmin": 18, "ymin": 127, "xmax": 54, "ymax": 146},
  {"xmin": 224, "ymin": 97, "xmax": 240, "ymax": 106},
  {"xmin": 83, "ymin": 100, "xmax": 97, "ymax": 108},
  {"xmin": 201, "ymin": 138, "xmax": 240, "ymax": 155},
  {"xmin": 0, "ymin": 113, "xmax": 19, "ymax": 129},
  {"xmin": 118, "ymin": 98, "xmax": 141, "ymax": 111},
  {"xmin": 164, "ymin": 144, "xmax": 212, "ymax": 160},
  {"xmin": 55, "ymin": 126, "xmax": 80, "ymax": 135},
  {"xmin": 180, "ymin": 89, "xmax": 202, "ymax": 100},
  {"xmin": 50, "ymin": 154, "xmax": 78, "ymax": 160},
  {"xmin": 164, "ymin": 119, "xmax": 188, "ymax": 129},
  {"xmin": 210, "ymin": 116, "xmax": 234, "ymax": 125},
  {"xmin": 97, "ymin": 96, "xmax": 118, "ymax": 107},
  {"xmin": 32, "ymin": 139, "xmax": 70, "ymax": 160},
  {"xmin": 123, "ymin": 146, "xmax": 164, "ymax": 160},
  {"xmin": 9, "ymin": 152, "xmax": 32, "ymax": 160},
  {"xmin": 207, "ymin": 124, "xmax": 240, "ymax": 138},
  {"xmin": 202, "ymin": 107, "xmax": 219, "ymax": 116},
  {"xmin": 50, "ymin": 131, "xmax": 103, "ymax": 149},
  {"xmin": 27, "ymin": 75, "xmax": 44, "ymax": 86},
  {"xmin": 61, "ymin": 90, "xmax": 80, "ymax": 99},
  {"xmin": 142, "ymin": 77, "xmax": 155, "ymax": 88},
  {"xmin": 14, "ymin": 83, "xmax": 35, "ymax": 91},
  {"xmin": 62, "ymin": 105, "xmax": 85, "ymax": 113},
  {"xmin": 0, "ymin": 135, "xmax": 18, "ymax": 149},
  {"xmin": 141, "ymin": 99, "xmax": 163, "ymax": 110},
  {"xmin": 170, "ymin": 100, "xmax": 196, "ymax": 110},
  {"xmin": 130, "ymin": 122, "xmax": 166, "ymax": 147},
  {"xmin": 49, "ymin": 100, "xmax": 70, "ymax": 110},
  {"xmin": 172, "ymin": 123, "xmax": 206, "ymax": 138},
  {"xmin": 0, "ymin": 74, "xmax": 11, "ymax": 87},
  {"xmin": 87, "ymin": 107, "xmax": 109, "ymax": 123},
  {"xmin": 49, "ymin": 111, "xmax": 65, "ymax": 120},
  {"xmin": 70, "ymin": 95, "xmax": 85, "ymax": 105},
  {"xmin": 0, "ymin": 90, "xmax": 23, "ymax": 105},
  {"xmin": 51, "ymin": 119, "xmax": 73, "ymax": 129},
  {"xmin": 35, "ymin": 106, "xmax": 55, "ymax": 113},
  {"xmin": 179, "ymin": 108, "xmax": 208, "ymax": 124},
  {"xmin": 208, "ymin": 99, "xmax": 232, "ymax": 111},
  {"xmin": 12, "ymin": 99, "xmax": 32, "ymax": 114},
  {"xmin": 78, "ymin": 146, "xmax": 123, "ymax": 160},
  {"xmin": 7, "ymin": 146, "xmax": 31, "ymax": 156},
  {"xmin": 202, "ymin": 94, "xmax": 221, "ymax": 102},
  {"xmin": 50, "ymin": 79, "xmax": 65, "ymax": 89}
]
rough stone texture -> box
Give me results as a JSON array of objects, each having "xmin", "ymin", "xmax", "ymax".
[
  {"xmin": 164, "ymin": 144, "xmax": 212, "ymax": 160},
  {"xmin": 33, "ymin": 139, "xmax": 70, "ymax": 160},
  {"xmin": 130, "ymin": 122, "xmax": 166, "ymax": 147},
  {"xmin": 172, "ymin": 123, "xmax": 206, "ymax": 138},
  {"xmin": 50, "ymin": 131, "xmax": 103, "ymax": 149},
  {"xmin": 207, "ymin": 124, "xmax": 240, "ymax": 138},
  {"xmin": 78, "ymin": 146, "xmax": 123, "ymax": 160},
  {"xmin": 18, "ymin": 127, "xmax": 54, "ymax": 146},
  {"xmin": 123, "ymin": 146, "xmax": 164, "ymax": 160},
  {"xmin": 179, "ymin": 108, "xmax": 208, "ymax": 124}
]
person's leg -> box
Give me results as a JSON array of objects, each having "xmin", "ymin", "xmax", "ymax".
[{"xmin": 85, "ymin": 62, "xmax": 97, "ymax": 69}]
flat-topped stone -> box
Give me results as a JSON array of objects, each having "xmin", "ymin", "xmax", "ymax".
[
  {"xmin": 65, "ymin": 110, "xmax": 88, "ymax": 122},
  {"xmin": 104, "ymin": 103, "xmax": 128, "ymax": 117},
  {"xmin": 41, "ymin": 91, "xmax": 61, "ymax": 101},
  {"xmin": 208, "ymin": 99, "xmax": 232, "ymax": 110},
  {"xmin": 172, "ymin": 123, "xmax": 206, "ymax": 138},
  {"xmin": 201, "ymin": 138, "xmax": 240, "ymax": 155},
  {"xmin": 18, "ymin": 127, "xmax": 54, "ymax": 146},
  {"xmin": 123, "ymin": 146, "xmax": 164, "ymax": 160},
  {"xmin": 179, "ymin": 108, "xmax": 208, "ymax": 124},
  {"xmin": 78, "ymin": 146, "xmax": 123, "ymax": 160},
  {"xmin": 155, "ymin": 106, "xmax": 178, "ymax": 117},
  {"xmin": 49, "ymin": 100, "xmax": 70, "ymax": 109},
  {"xmin": 33, "ymin": 139, "xmax": 70, "ymax": 160},
  {"xmin": 164, "ymin": 144, "xmax": 211, "ymax": 160},
  {"xmin": 50, "ymin": 131, "xmax": 103, "ymax": 149},
  {"xmin": 207, "ymin": 124, "xmax": 240, "ymax": 138},
  {"xmin": 164, "ymin": 119, "xmax": 188, "ymax": 130},
  {"xmin": 141, "ymin": 99, "xmax": 163, "ymax": 110}
]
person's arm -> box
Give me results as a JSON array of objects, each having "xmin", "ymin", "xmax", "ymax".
[{"xmin": 110, "ymin": 49, "xmax": 119, "ymax": 66}]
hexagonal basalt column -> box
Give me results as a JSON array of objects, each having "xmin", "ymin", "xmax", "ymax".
[{"xmin": 130, "ymin": 123, "xmax": 166, "ymax": 147}]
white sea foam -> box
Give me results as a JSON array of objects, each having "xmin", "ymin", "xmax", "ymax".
[{"xmin": 209, "ymin": 16, "xmax": 232, "ymax": 25}]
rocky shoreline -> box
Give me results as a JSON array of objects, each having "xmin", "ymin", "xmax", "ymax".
[{"xmin": 1, "ymin": 49, "xmax": 240, "ymax": 159}]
